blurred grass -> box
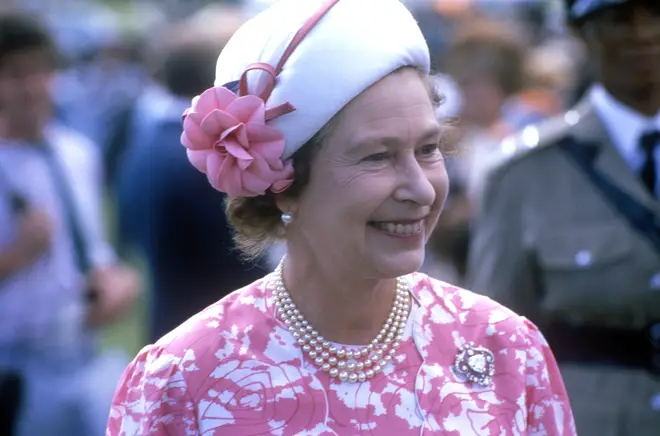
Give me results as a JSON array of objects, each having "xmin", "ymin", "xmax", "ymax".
[
  {"xmin": 100, "ymin": 256, "xmax": 147, "ymax": 357},
  {"xmin": 100, "ymin": 193, "xmax": 149, "ymax": 358}
]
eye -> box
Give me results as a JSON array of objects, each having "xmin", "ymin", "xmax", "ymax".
[
  {"xmin": 417, "ymin": 143, "xmax": 441, "ymax": 158},
  {"xmin": 362, "ymin": 152, "xmax": 389, "ymax": 162}
]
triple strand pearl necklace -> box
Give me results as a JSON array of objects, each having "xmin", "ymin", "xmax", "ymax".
[{"xmin": 272, "ymin": 263, "xmax": 412, "ymax": 383}]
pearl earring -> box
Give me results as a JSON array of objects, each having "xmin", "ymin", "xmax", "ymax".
[{"xmin": 281, "ymin": 212, "xmax": 293, "ymax": 225}]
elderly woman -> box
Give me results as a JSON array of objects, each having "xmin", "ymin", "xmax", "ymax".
[{"xmin": 107, "ymin": 0, "xmax": 575, "ymax": 434}]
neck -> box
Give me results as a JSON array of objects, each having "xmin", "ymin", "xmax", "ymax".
[
  {"xmin": 602, "ymin": 82, "xmax": 660, "ymax": 117},
  {"xmin": 281, "ymin": 252, "xmax": 398, "ymax": 345},
  {"xmin": 0, "ymin": 112, "xmax": 47, "ymax": 142}
]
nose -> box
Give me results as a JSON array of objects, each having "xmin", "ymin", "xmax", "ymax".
[{"xmin": 393, "ymin": 156, "xmax": 436, "ymax": 207}]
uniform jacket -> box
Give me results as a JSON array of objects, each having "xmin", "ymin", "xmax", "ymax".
[{"xmin": 467, "ymin": 97, "xmax": 660, "ymax": 435}]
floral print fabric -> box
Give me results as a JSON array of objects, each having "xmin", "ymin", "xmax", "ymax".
[{"xmin": 107, "ymin": 273, "xmax": 576, "ymax": 435}]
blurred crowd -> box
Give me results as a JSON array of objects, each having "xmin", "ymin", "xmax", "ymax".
[{"xmin": 0, "ymin": 0, "xmax": 658, "ymax": 435}]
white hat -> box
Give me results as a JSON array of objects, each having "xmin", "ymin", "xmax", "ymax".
[
  {"xmin": 215, "ymin": 0, "xmax": 430, "ymax": 159},
  {"xmin": 182, "ymin": 0, "xmax": 429, "ymax": 197}
]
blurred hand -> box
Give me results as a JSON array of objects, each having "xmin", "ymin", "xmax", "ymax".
[
  {"xmin": 13, "ymin": 209, "xmax": 52, "ymax": 266},
  {"xmin": 85, "ymin": 265, "xmax": 140, "ymax": 328}
]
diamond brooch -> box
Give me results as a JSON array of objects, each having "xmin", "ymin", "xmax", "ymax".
[{"xmin": 453, "ymin": 342, "xmax": 495, "ymax": 387}]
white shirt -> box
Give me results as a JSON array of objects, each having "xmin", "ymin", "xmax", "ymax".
[
  {"xmin": 0, "ymin": 123, "xmax": 115, "ymax": 346},
  {"xmin": 589, "ymin": 84, "xmax": 660, "ymax": 195}
]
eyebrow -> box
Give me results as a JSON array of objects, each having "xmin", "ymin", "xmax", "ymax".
[{"xmin": 352, "ymin": 124, "xmax": 443, "ymax": 149}]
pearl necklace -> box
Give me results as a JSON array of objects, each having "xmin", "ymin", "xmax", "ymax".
[{"xmin": 272, "ymin": 264, "xmax": 411, "ymax": 383}]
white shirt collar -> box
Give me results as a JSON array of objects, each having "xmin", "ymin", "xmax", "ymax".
[{"xmin": 589, "ymin": 84, "xmax": 660, "ymax": 171}]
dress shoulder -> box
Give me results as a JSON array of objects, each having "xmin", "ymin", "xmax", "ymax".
[
  {"xmin": 107, "ymin": 275, "xmax": 275, "ymax": 435},
  {"xmin": 106, "ymin": 340, "xmax": 199, "ymax": 435},
  {"xmin": 152, "ymin": 274, "xmax": 273, "ymax": 354},
  {"xmin": 410, "ymin": 272, "xmax": 526, "ymax": 332},
  {"xmin": 411, "ymin": 272, "xmax": 554, "ymax": 350},
  {"xmin": 410, "ymin": 272, "xmax": 576, "ymax": 434}
]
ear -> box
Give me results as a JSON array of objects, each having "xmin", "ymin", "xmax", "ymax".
[{"xmin": 274, "ymin": 194, "xmax": 298, "ymax": 216}]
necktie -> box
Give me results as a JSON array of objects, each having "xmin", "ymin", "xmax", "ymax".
[{"xmin": 640, "ymin": 130, "xmax": 660, "ymax": 195}]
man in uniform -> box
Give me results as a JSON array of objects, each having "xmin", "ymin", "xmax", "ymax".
[{"xmin": 467, "ymin": 0, "xmax": 660, "ymax": 435}]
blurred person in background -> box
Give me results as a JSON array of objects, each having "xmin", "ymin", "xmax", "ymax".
[
  {"xmin": 116, "ymin": 7, "xmax": 269, "ymax": 343},
  {"xmin": 51, "ymin": 6, "xmax": 150, "ymax": 186},
  {"xmin": 0, "ymin": 12, "xmax": 139, "ymax": 436},
  {"xmin": 108, "ymin": 4, "xmax": 246, "ymax": 190},
  {"xmin": 421, "ymin": 19, "xmax": 519, "ymax": 286},
  {"xmin": 467, "ymin": 0, "xmax": 660, "ymax": 434},
  {"xmin": 408, "ymin": 0, "xmax": 470, "ymax": 67},
  {"xmin": 427, "ymin": 16, "xmax": 565, "ymax": 286},
  {"xmin": 0, "ymin": 372, "xmax": 22, "ymax": 435},
  {"xmin": 445, "ymin": 16, "xmax": 565, "ymax": 154}
]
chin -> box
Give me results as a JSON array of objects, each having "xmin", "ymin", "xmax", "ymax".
[{"xmin": 371, "ymin": 251, "xmax": 425, "ymax": 278}]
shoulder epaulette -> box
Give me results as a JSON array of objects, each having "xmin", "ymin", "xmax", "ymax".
[{"xmin": 497, "ymin": 109, "xmax": 581, "ymax": 164}]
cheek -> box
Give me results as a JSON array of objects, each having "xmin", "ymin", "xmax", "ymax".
[
  {"xmin": 298, "ymin": 171, "xmax": 366, "ymax": 226},
  {"xmin": 428, "ymin": 163, "xmax": 450, "ymax": 210},
  {"xmin": 303, "ymin": 175, "xmax": 392, "ymax": 234},
  {"xmin": 298, "ymin": 193, "xmax": 369, "ymax": 254},
  {"xmin": 331, "ymin": 177, "xmax": 389, "ymax": 222}
]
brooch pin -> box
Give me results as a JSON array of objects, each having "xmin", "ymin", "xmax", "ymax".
[{"xmin": 453, "ymin": 342, "xmax": 495, "ymax": 387}]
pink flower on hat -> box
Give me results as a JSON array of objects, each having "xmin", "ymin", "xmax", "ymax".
[{"xmin": 181, "ymin": 86, "xmax": 294, "ymax": 197}]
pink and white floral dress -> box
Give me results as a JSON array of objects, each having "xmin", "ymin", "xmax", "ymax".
[{"xmin": 106, "ymin": 273, "xmax": 576, "ymax": 435}]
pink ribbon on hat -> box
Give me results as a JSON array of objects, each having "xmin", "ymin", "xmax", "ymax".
[{"xmin": 181, "ymin": 0, "xmax": 341, "ymax": 197}]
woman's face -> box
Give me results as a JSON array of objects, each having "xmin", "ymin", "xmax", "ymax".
[{"xmin": 285, "ymin": 68, "xmax": 449, "ymax": 279}]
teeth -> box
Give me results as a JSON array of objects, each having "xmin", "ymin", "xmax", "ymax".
[{"xmin": 374, "ymin": 221, "xmax": 423, "ymax": 236}]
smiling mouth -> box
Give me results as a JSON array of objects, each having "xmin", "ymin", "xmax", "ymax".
[{"xmin": 369, "ymin": 220, "xmax": 424, "ymax": 237}]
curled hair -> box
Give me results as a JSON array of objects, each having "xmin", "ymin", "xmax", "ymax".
[
  {"xmin": 225, "ymin": 119, "xmax": 334, "ymax": 261},
  {"xmin": 225, "ymin": 67, "xmax": 444, "ymax": 260}
]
